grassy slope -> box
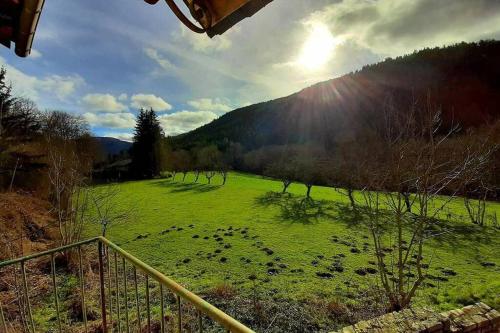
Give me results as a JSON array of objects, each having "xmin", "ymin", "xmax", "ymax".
[{"xmin": 86, "ymin": 173, "xmax": 500, "ymax": 310}]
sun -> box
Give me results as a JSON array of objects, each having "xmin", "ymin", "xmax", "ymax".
[{"xmin": 297, "ymin": 22, "xmax": 341, "ymax": 71}]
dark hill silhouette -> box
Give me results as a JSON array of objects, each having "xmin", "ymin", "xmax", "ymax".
[
  {"xmin": 95, "ymin": 137, "xmax": 132, "ymax": 155},
  {"xmin": 171, "ymin": 41, "xmax": 500, "ymax": 150}
]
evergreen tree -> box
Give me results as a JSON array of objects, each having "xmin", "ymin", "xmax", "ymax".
[
  {"xmin": 130, "ymin": 108, "xmax": 165, "ymax": 178},
  {"xmin": 0, "ymin": 67, "xmax": 15, "ymax": 138}
]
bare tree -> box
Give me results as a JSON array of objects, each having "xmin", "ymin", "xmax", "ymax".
[
  {"xmin": 220, "ymin": 168, "xmax": 230, "ymax": 185},
  {"xmin": 355, "ymin": 98, "xmax": 494, "ymax": 311},
  {"xmin": 217, "ymin": 141, "xmax": 243, "ymax": 185},
  {"xmin": 198, "ymin": 145, "xmax": 222, "ymax": 185},
  {"xmin": 205, "ymin": 170, "xmax": 216, "ymax": 184},
  {"xmin": 459, "ymin": 123, "xmax": 499, "ymax": 225},
  {"xmin": 462, "ymin": 152, "xmax": 497, "ymax": 225},
  {"xmin": 90, "ymin": 185, "xmax": 132, "ymax": 237},
  {"xmin": 165, "ymin": 148, "xmax": 191, "ymax": 181},
  {"xmin": 194, "ymin": 169, "xmax": 201, "ymax": 183},
  {"xmin": 47, "ymin": 150, "xmax": 90, "ymax": 246},
  {"xmin": 464, "ymin": 192, "xmax": 488, "ymax": 226},
  {"xmin": 190, "ymin": 148, "xmax": 202, "ymax": 183},
  {"xmin": 333, "ymin": 142, "xmax": 365, "ymax": 210},
  {"xmin": 264, "ymin": 160, "xmax": 295, "ymax": 194},
  {"xmin": 41, "ymin": 111, "xmax": 98, "ymax": 246},
  {"xmin": 219, "ymin": 151, "xmax": 232, "ymax": 186},
  {"xmin": 175, "ymin": 150, "xmax": 192, "ymax": 182},
  {"xmin": 164, "ymin": 148, "xmax": 178, "ymax": 180},
  {"xmin": 292, "ymin": 147, "xmax": 326, "ymax": 199}
]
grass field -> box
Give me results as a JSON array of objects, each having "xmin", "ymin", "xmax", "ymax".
[{"xmin": 85, "ymin": 172, "xmax": 500, "ymax": 313}]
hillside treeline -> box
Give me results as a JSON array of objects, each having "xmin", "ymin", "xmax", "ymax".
[
  {"xmin": 0, "ymin": 67, "xmax": 101, "ymax": 206},
  {"xmin": 0, "ymin": 68, "xmax": 107, "ymax": 245},
  {"xmin": 171, "ymin": 41, "xmax": 500, "ymax": 151},
  {"xmin": 166, "ymin": 108, "xmax": 500, "ymax": 200},
  {"xmin": 165, "ymin": 41, "xmax": 500, "ymax": 202}
]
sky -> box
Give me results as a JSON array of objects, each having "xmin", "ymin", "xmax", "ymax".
[{"xmin": 1, "ymin": 0, "xmax": 500, "ymax": 141}]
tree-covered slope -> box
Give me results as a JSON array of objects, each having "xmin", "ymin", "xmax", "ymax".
[
  {"xmin": 171, "ymin": 41, "xmax": 500, "ymax": 150},
  {"xmin": 95, "ymin": 137, "xmax": 132, "ymax": 155}
]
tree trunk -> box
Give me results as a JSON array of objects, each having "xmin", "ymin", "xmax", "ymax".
[
  {"xmin": 479, "ymin": 192, "xmax": 488, "ymax": 226},
  {"xmin": 172, "ymin": 171, "xmax": 176, "ymax": 181},
  {"xmin": 347, "ymin": 188, "xmax": 356, "ymax": 209},
  {"xmin": 402, "ymin": 191, "xmax": 412, "ymax": 212},
  {"xmin": 222, "ymin": 173, "xmax": 227, "ymax": 185},
  {"xmin": 282, "ymin": 180, "xmax": 291, "ymax": 193},
  {"xmin": 194, "ymin": 171, "xmax": 200, "ymax": 183},
  {"xmin": 182, "ymin": 172, "xmax": 187, "ymax": 182},
  {"xmin": 306, "ymin": 184, "xmax": 312, "ymax": 198}
]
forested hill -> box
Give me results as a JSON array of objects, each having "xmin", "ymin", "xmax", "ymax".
[
  {"xmin": 95, "ymin": 137, "xmax": 132, "ymax": 155},
  {"xmin": 171, "ymin": 40, "xmax": 500, "ymax": 150}
]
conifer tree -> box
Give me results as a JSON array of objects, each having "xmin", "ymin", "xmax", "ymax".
[
  {"xmin": 0, "ymin": 67, "xmax": 15, "ymax": 138},
  {"xmin": 130, "ymin": 108, "xmax": 165, "ymax": 178}
]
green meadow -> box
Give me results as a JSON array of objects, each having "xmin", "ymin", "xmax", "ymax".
[{"xmin": 86, "ymin": 172, "xmax": 500, "ymax": 311}]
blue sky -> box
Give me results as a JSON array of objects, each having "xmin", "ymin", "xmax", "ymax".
[{"xmin": 1, "ymin": 0, "xmax": 499, "ymax": 140}]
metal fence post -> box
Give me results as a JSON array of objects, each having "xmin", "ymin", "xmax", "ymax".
[
  {"xmin": 145, "ymin": 275, "xmax": 151, "ymax": 333},
  {"xmin": 20, "ymin": 261, "xmax": 35, "ymax": 333},
  {"xmin": 98, "ymin": 242, "xmax": 108, "ymax": 333},
  {"xmin": 122, "ymin": 258, "xmax": 130, "ymax": 333},
  {"xmin": 77, "ymin": 246, "xmax": 88, "ymax": 333},
  {"xmin": 133, "ymin": 267, "xmax": 141, "ymax": 331},
  {"xmin": 0, "ymin": 299, "xmax": 7, "ymax": 333},
  {"xmin": 50, "ymin": 253, "xmax": 62, "ymax": 333},
  {"xmin": 114, "ymin": 252, "xmax": 122, "ymax": 333},
  {"xmin": 177, "ymin": 295, "xmax": 182, "ymax": 333}
]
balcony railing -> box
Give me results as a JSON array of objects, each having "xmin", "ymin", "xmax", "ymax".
[{"xmin": 0, "ymin": 236, "xmax": 255, "ymax": 333}]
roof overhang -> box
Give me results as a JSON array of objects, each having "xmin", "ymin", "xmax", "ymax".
[
  {"xmin": 0, "ymin": 0, "xmax": 45, "ymax": 57},
  {"xmin": 145, "ymin": 0, "xmax": 273, "ymax": 37}
]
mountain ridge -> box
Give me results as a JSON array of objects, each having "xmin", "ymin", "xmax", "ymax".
[
  {"xmin": 95, "ymin": 137, "xmax": 132, "ymax": 156},
  {"xmin": 171, "ymin": 40, "xmax": 500, "ymax": 151}
]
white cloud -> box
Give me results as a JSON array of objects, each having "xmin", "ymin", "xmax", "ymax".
[
  {"xmin": 131, "ymin": 94, "xmax": 172, "ymax": 111},
  {"xmin": 159, "ymin": 110, "xmax": 218, "ymax": 136},
  {"xmin": 308, "ymin": 0, "xmax": 500, "ymax": 57},
  {"xmin": 83, "ymin": 112, "xmax": 136, "ymax": 129},
  {"xmin": 0, "ymin": 57, "xmax": 84, "ymax": 101},
  {"xmin": 118, "ymin": 93, "xmax": 128, "ymax": 101},
  {"xmin": 82, "ymin": 93, "xmax": 128, "ymax": 112},
  {"xmin": 41, "ymin": 75, "xmax": 85, "ymax": 100},
  {"xmin": 187, "ymin": 98, "xmax": 232, "ymax": 115},
  {"xmin": 144, "ymin": 48, "xmax": 178, "ymax": 74}
]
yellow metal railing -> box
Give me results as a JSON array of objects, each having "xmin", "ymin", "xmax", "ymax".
[{"xmin": 0, "ymin": 237, "xmax": 255, "ymax": 333}]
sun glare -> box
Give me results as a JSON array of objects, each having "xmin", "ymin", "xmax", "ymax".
[{"xmin": 297, "ymin": 22, "xmax": 340, "ymax": 71}]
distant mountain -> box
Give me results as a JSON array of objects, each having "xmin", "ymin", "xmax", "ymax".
[
  {"xmin": 95, "ymin": 137, "xmax": 132, "ymax": 156},
  {"xmin": 171, "ymin": 41, "xmax": 500, "ymax": 150}
]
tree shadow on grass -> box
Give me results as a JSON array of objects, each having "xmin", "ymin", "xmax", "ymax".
[
  {"xmin": 332, "ymin": 203, "xmax": 368, "ymax": 229},
  {"xmin": 320, "ymin": 199, "xmax": 496, "ymax": 253},
  {"xmin": 149, "ymin": 180, "xmax": 221, "ymax": 194},
  {"xmin": 428, "ymin": 218, "xmax": 496, "ymax": 250},
  {"xmin": 339, "ymin": 206, "xmax": 498, "ymax": 256},
  {"xmin": 255, "ymin": 192, "xmax": 336, "ymax": 224}
]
